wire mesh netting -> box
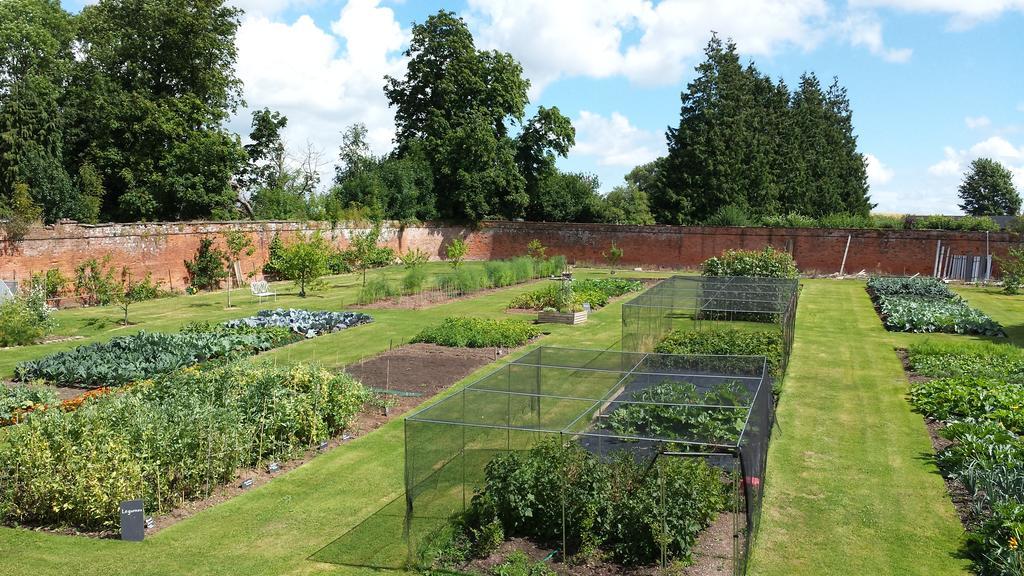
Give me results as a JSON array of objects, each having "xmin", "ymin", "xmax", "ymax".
[
  {"xmin": 621, "ymin": 276, "xmax": 799, "ymax": 375},
  {"xmin": 393, "ymin": 347, "xmax": 775, "ymax": 575}
]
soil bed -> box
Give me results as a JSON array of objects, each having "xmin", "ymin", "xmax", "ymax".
[
  {"xmin": 460, "ymin": 512, "xmax": 737, "ymax": 576},
  {"xmin": 344, "ymin": 343, "xmax": 508, "ymax": 432}
]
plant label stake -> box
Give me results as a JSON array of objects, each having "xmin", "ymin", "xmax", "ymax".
[
  {"xmin": 267, "ymin": 462, "xmax": 280, "ymax": 473},
  {"xmin": 239, "ymin": 478, "xmax": 254, "ymax": 489},
  {"xmin": 119, "ymin": 499, "xmax": 145, "ymax": 542}
]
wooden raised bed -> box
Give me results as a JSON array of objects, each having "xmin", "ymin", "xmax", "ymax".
[{"xmin": 537, "ymin": 310, "xmax": 588, "ymax": 325}]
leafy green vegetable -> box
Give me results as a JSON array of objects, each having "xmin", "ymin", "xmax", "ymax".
[{"xmin": 412, "ymin": 317, "xmax": 540, "ymax": 348}]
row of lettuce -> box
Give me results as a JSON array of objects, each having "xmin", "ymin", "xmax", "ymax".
[
  {"xmin": 867, "ymin": 276, "xmax": 1004, "ymax": 336},
  {"xmin": 906, "ymin": 341, "xmax": 1023, "ymax": 576},
  {"xmin": 1, "ymin": 308, "xmax": 377, "ymax": 530}
]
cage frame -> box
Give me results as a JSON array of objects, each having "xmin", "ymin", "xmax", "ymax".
[
  {"xmin": 403, "ymin": 346, "xmax": 775, "ymax": 575},
  {"xmin": 621, "ymin": 276, "xmax": 799, "ymax": 376}
]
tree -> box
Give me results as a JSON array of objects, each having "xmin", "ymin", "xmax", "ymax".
[
  {"xmin": 239, "ymin": 108, "xmax": 288, "ymax": 193},
  {"xmin": 0, "ymin": 183, "xmax": 42, "ymax": 245},
  {"xmin": 184, "ymin": 237, "xmax": 228, "ymax": 291},
  {"xmin": 445, "ymin": 238, "xmax": 468, "ymax": 269},
  {"xmin": 516, "ymin": 106, "xmax": 576, "ymax": 217},
  {"xmin": 346, "ymin": 225, "xmax": 385, "ymax": 287},
  {"xmin": 601, "ymin": 183, "xmax": 654, "ymax": 225},
  {"xmin": 602, "ymin": 243, "xmax": 624, "ymax": 273},
  {"xmin": 657, "ymin": 35, "xmax": 872, "ymax": 224},
  {"xmin": 278, "ymin": 231, "xmax": 331, "ymax": 297},
  {"xmin": 958, "ymin": 158, "xmax": 1021, "ymax": 216},
  {"xmin": 384, "ymin": 10, "xmax": 532, "ymax": 221},
  {"xmin": 0, "ymin": 0, "xmax": 85, "ymax": 223},
  {"xmin": 63, "ymin": 0, "xmax": 245, "ymax": 222},
  {"xmin": 528, "ymin": 172, "xmax": 602, "ymax": 222},
  {"xmin": 115, "ymin": 270, "xmax": 151, "ymax": 326}
]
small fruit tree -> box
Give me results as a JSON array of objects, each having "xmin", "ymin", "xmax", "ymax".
[{"xmin": 278, "ymin": 231, "xmax": 332, "ymax": 297}]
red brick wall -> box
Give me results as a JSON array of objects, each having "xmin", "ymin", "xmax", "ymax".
[{"xmin": 1, "ymin": 220, "xmax": 1016, "ymax": 289}]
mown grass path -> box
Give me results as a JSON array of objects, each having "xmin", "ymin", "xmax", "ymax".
[{"xmin": 749, "ymin": 280, "xmax": 970, "ymax": 576}]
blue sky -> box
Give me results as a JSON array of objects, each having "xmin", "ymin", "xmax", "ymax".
[{"xmin": 68, "ymin": 0, "xmax": 1024, "ymax": 214}]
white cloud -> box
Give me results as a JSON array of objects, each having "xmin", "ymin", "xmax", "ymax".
[
  {"xmin": 849, "ymin": 0, "xmax": 1024, "ymax": 28},
  {"xmin": 232, "ymin": 0, "xmax": 408, "ymax": 186},
  {"xmin": 924, "ymin": 136, "xmax": 1024, "ymax": 212},
  {"xmin": 865, "ymin": 153, "xmax": 894, "ymax": 185},
  {"xmin": 839, "ymin": 12, "xmax": 912, "ymax": 62},
  {"xmin": 965, "ymin": 115, "xmax": 992, "ymax": 129},
  {"xmin": 572, "ymin": 111, "xmax": 664, "ymax": 168},
  {"xmin": 466, "ymin": 0, "xmax": 853, "ymax": 92}
]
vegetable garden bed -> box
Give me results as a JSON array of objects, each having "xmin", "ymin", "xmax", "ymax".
[
  {"xmin": 900, "ymin": 341, "xmax": 1024, "ymax": 574},
  {"xmin": 866, "ymin": 276, "xmax": 1004, "ymax": 336}
]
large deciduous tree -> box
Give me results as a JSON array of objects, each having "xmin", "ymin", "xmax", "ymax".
[
  {"xmin": 63, "ymin": 0, "xmax": 246, "ymax": 221},
  {"xmin": 958, "ymin": 158, "xmax": 1021, "ymax": 216},
  {"xmin": 383, "ymin": 10, "xmax": 571, "ymax": 222},
  {"xmin": 0, "ymin": 0, "xmax": 82, "ymax": 223}
]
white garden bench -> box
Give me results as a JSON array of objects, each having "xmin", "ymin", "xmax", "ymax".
[{"xmin": 250, "ymin": 280, "xmax": 277, "ymax": 304}]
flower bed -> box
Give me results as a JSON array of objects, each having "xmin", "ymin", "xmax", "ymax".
[
  {"xmin": 867, "ymin": 276, "xmax": 1004, "ymax": 336},
  {"xmin": 0, "ymin": 361, "xmax": 368, "ymax": 531},
  {"xmin": 223, "ymin": 309, "xmax": 373, "ymax": 338},
  {"xmin": 905, "ymin": 341, "xmax": 1024, "ymax": 575}
]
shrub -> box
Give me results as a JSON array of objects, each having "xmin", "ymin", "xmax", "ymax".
[
  {"xmin": 74, "ymin": 255, "xmax": 119, "ymax": 306},
  {"xmin": 402, "ymin": 266, "xmax": 428, "ymax": 294},
  {"xmin": 263, "ymin": 233, "xmax": 286, "ymax": 277},
  {"xmin": 490, "ymin": 551, "xmax": 554, "ymax": 576},
  {"xmin": 0, "ymin": 361, "xmax": 368, "ymax": 530},
  {"xmin": 0, "ymin": 298, "xmax": 47, "ymax": 347},
  {"xmin": 184, "ymin": 237, "xmax": 229, "ymax": 291},
  {"xmin": 910, "ymin": 215, "xmax": 1000, "ymax": 232},
  {"xmin": 30, "ymin": 269, "xmax": 68, "ymax": 301},
  {"xmin": 484, "ymin": 261, "xmax": 515, "ymax": 288},
  {"xmin": 452, "ymin": 266, "xmax": 488, "ymax": 294},
  {"xmin": 412, "ymin": 317, "xmax": 540, "ymax": 348},
  {"xmin": 400, "ymin": 248, "xmax": 430, "ymax": 268},
  {"xmin": 357, "ymin": 277, "xmax": 398, "ymax": 305},
  {"xmin": 997, "ymin": 247, "xmax": 1024, "ymax": 295},
  {"xmin": 446, "ymin": 238, "xmax": 468, "ymax": 269},
  {"xmin": 14, "ymin": 329, "xmax": 291, "ymax": 388},
  {"xmin": 705, "ymin": 204, "xmax": 753, "ymax": 226},
  {"xmin": 760, "ymin": 212, "xmax": 818, "ymax": 228},
  {"xmin": 656, "ymin": 327, "xmax": 783, "ymax": 376},
  {"xmin": 702, "ymin": 247, "xmax": 797, "ymax": 278},
  {"xmin": 602, "ymin": 242, "xmax": 623, "ymax": 272}
]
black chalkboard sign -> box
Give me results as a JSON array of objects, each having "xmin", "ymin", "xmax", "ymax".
[{"xmin": 120, "ymin": 499, "xmax": 145, "ymax": 542}]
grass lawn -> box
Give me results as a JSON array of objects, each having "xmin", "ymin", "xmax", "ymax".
[
  {"xmin": 749, "ymin": 280, "xmax": 971, "ymax": 576},
  {"xmin": 0, "ymin": 265, "xmax": 663, "ymax": 576}
]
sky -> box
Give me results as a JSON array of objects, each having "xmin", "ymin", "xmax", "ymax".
[{"xmin": 68, "ymin": 0, "xmax": 1024, "ymax": 214}]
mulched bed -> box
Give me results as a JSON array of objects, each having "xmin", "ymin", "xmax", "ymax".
[
  {"xmin": 895, "ymin": 348, "xmax": 979, "ymax": 531},
  {"xmin": 345, "ymin": 343, "xmax": 511, "ymax": 433}
]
